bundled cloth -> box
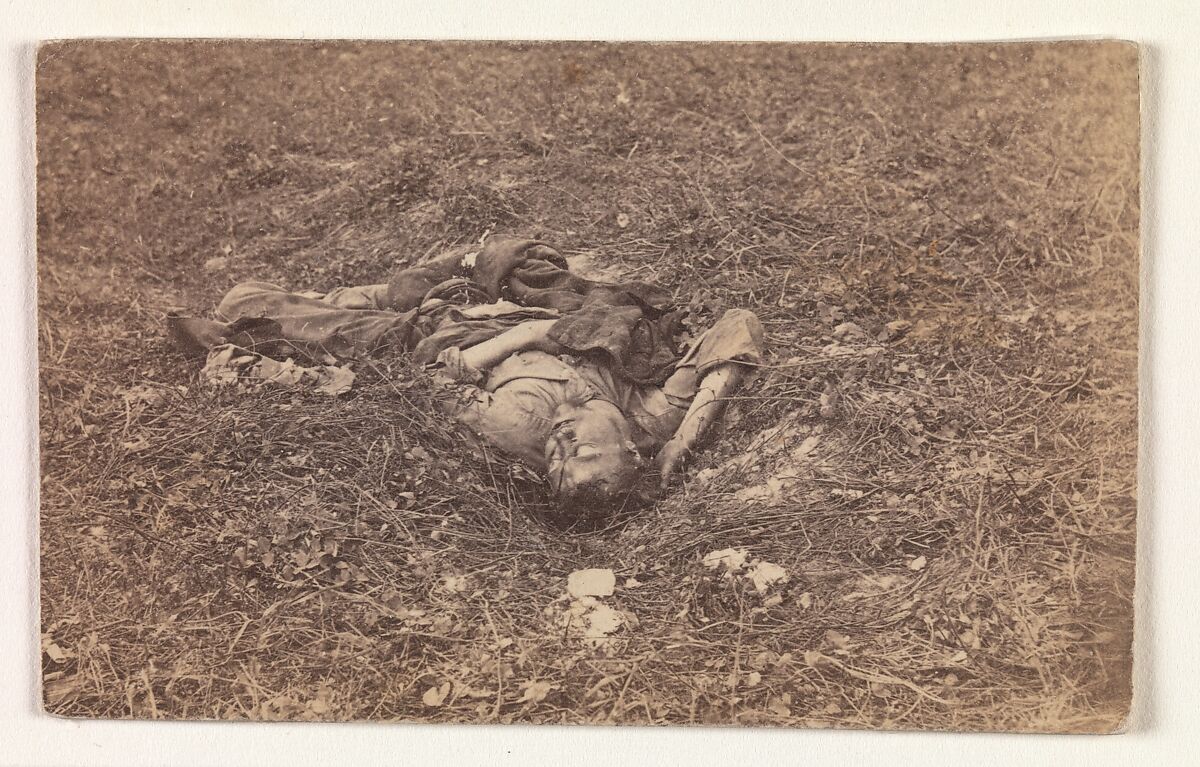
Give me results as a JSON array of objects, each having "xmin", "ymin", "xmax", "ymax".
[
  {"xmin": 169, "ymin": 234, "xmax": 694, "ymax": 389},
  {"xmin": 385, "ymin": 235, "xmax": 686, "ymax": 385}
]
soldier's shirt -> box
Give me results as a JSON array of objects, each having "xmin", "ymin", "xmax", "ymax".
[{"xmin": 436, "ymin": 309, "xmax": 763, "ymax": 469}]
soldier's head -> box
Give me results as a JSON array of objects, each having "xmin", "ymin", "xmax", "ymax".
[{"xmin": 544, "ymin": 396, "xmax": 644, "ymax": 522}]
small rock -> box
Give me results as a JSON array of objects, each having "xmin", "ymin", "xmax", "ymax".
[{"xmin": 567, "ymin": 568, "xmax": 615, "ymax": 598}]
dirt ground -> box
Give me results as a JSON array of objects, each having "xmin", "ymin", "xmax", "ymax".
[{"xmin": 36, "ymin": 41, "xmax": 1138, "ymax": 730}]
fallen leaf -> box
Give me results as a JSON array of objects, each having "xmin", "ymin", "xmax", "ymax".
[
  {"xmin": 442, "ymin": 575, "xmax": 468, "ymax": 593},
  {"xmin": 422, "ymin": 681, "xmax": 451, "ymax": 707},
  {"xmin": 702, "ymin": 548, "xmax": 749, "ymax": 572},
  {"xmin": 910, "ymin": 319, "xmax": 939, "ymax": 340},
  {"xmin": 733, "ymin": 484, "xmax": 770, "ymax": 503},
  {"xmin": 120, "ymin": 384, "xmax": 165, "ymax": 408},
  {"xmin": 43, "ymin": 642, "xmax": 68, "ymax": 663},
  {"xmin": 518, "ymin": 680, "xmax": 554, "ymax": 704},
  {"xmin": 121, "ymin": 436, "xmax": 151, "ymax": 452},
  {"xmin": 567, "ymin": 568, "xmax": 616, "ymax": 598},
  {"xmin": 461, "ymin": 686, "xmax": 494, "ymax": 699},
  {"xmin": 791, "ymin": 434, "xmax": 821, "ymax": 460},
  {"xmin": 824, "ymin": 630, "xmax": 851, "ymax": 651},
  {"xmin": 316, "ymin": 365, "xmax": 356, "ymax": 396},
  {"xmin": 832, "ymin": 321, "xmax": 866, "ymax": 339},
  {"xmin": 746, "ymin": 560, "xmax": 789, "ymax": 593}
]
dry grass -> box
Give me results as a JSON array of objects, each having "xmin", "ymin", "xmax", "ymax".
[{"xmin": 37, "ymin": 40, "xmax": 1137, "ymax": 730}]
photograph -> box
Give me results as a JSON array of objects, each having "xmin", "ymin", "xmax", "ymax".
[{"xmin": 36, "ymin": 39, "xmax": 1138, "ymax": 731}]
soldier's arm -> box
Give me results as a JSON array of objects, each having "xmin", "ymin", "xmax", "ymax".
[
  {"xmin": 457, "ymin": 319, "xmax": 563, "ymax": 373},
  {"xmin": 655, "ymin": 362, "xmax": 748, "ymax": 489}
]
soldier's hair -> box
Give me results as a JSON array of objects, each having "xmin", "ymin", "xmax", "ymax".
[
  {"xmin": 549, "ymin": 457, "xmax": 643, "ymax": 527},
  {"xmin": 558, "ymin": 476, "xmax": 625, "ymax": 509}
]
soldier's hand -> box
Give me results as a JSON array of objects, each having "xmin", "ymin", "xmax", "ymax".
[{"xmin": 655, "ymin": 439, "xmax": 690, "ymax": 491}]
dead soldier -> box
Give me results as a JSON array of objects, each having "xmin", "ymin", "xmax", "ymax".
[{"xmin": 171, "ymin": 236, "xmax": 763, "ymax": 524}]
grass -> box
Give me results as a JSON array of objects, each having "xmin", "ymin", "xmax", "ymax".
[{"xmin": 37, "ymin": 40, "xmax": 1138, "ymax": 730}]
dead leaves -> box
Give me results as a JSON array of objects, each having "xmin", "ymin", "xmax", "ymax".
[
  {"xmin": 703, "ymin": 421, "xmax": 827, "ymax": 506},
  {"xmin": 832, "ymin": 321, "xmax": 867, "ymax": 340},
  {"xmin": 258, "ymin": 685, "xmax": 340, "ymax": 721},
  {"xmin": 419, "ymin": 676, "xmax": 557, "ymax": 712},
  {"xmin": 314, "ymin": 364, "xmax": 356, "ymax": 396},
  {"xmin": 203, "ymin": 343, "xmax": 357, "ymax": 396},
  {"xmin": 747, "ymin": 561, "xmax": 789, "ymax": 593},
  {"xmin": 700, "ymin": 547, "xmax": 791, "ymax": 600},
  {"xmin": 441, "ymin": 574, "xmax": 469, "ymax": 594},
  {"xmin": 233, "ymin": 523, "xmax": 369, "ymax": 589},
  {"xmin": 702, "ymin": 548, "xmax": 749, "ymax": 571},
  {"xmin": 825, "ymin": 629, "xmax": 852, "ymax": 652},
  {"xmin": 43, "ymin": 641, "xmax": 70, "ymax": 664},
  {"xmin": 517, "ymin": 680, "xmax": 554, "ymax": 704},
  {"xmin": 422, "ymin": 681, "xmax": 451, "ymax": 707}
]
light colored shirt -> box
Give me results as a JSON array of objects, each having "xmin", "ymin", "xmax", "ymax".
[
  {"xmin": 437, "ymin": 308, "xmax": 764, "ymax": 469},
  {"xmin": 440, "ymin": 350, "xmax": 687, "ymax": 469}
]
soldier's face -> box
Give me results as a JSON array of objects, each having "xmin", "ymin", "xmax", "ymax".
[{"xmin": 544, "ymin": 399, "xmax": 639, "ymax": 498}]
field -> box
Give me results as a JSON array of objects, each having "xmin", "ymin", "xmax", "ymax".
[{"xmin": 36, "ymin": 41, "xmax": 1138, "ymax": 730}]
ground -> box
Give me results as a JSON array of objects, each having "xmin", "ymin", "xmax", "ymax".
[{"xmin": 36, "ymin": 41, "xmax": 1138, "ymax": 730}]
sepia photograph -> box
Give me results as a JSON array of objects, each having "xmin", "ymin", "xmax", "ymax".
[{"xmin": 36, "ymin": 39, "xmax": 1138, "ymax": 732}]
